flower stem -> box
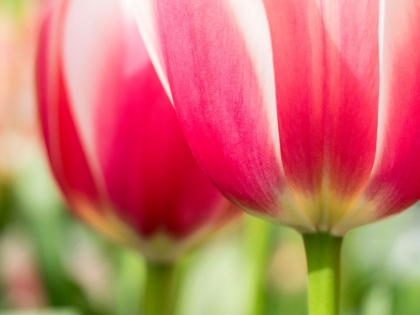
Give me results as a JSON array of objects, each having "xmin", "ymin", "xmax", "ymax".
[
  {"xmin": 303, "ymin": 233, "xmax": 342, "ymax": 315},
  {"xmin": 143, "ymin": 261, "xmax": 178, "ymax": 315},
  {"xmin": 244, "ymin": 217, "xmax": 273, "ymax": 315}
]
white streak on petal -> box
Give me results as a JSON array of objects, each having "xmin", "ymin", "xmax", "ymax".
[
  {"xmin": 227, "ymin": 0, "xmax": 281, "ymax": 163},
  {"xmin": 372, "ymin": 0, "xmax": 387, "ymax": 175},
  {"xmin": 131, "ymin": 0, "xmax": 173, "ymax": 102},
  {"xmin": 62, "ymin": 0, "xmax": 120, "ymax": 198}
]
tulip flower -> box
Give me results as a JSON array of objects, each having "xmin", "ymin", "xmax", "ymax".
[
  {"xmin": 36, "ymin": 0, "xmax": 239, "ymax": 313},
  {"xmin": 132, "ymin": 0, "xmax": 420, "ymax": 314}
]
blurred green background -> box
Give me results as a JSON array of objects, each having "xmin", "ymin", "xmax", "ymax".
[{"xmin": 1, "ymin": 1, "xmax": 420, "ymax": 314}]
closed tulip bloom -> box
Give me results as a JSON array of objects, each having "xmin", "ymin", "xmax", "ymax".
[
  {"xmin": 133, "ymin": 0, "xmax": 420, "ymax": 236},
  {"xmin": 36, "ymin": 0, "xmax": 238, "ymax": 262}
]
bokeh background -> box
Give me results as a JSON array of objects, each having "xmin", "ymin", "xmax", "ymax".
[{"xmin": 1, "ymin": 0, "xmax": 420, "ymax": 314}]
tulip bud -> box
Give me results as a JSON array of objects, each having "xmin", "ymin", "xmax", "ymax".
[{"xmin": 36, "ymin": 0, "xmax": 239, "ymax": 262}]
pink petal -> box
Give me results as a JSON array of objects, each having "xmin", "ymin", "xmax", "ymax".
[
  {"xmin": 364, "ymin": 0, "xmax": 420, "ymax": 216},
  {"xmin": 149, "ymin": 0, "xmax": 285, "ymax": 216},
  {"xmin": 264, "ymin": 0, "xmax": 380, "ymax": 203},
  {"xmin": 62, "ymin": 0, "xmax": 124, "ymax": 191},
  {"xmin": 99, "ymin": 43, "xmax": 235, "ymax": 238},
  {"xmin": 36, "ymin": 2, "xmax": 100, "ymax": 214}
]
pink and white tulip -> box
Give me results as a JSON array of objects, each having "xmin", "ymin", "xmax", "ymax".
[
  {"xmin": 132, "ymin": 0, "xmax": 420, "ymax": 235},
  {"xmin": 36, "ymin": 0, "xmax": 238, "ymax": 262}
]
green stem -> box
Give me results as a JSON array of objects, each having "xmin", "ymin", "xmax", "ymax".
[
  {"xmin": 244, "ymin": 217, "xmax": 273, "ymax": 315},
  {"xmin": 303, "ymin": 233, "xmax": 343, "ymax": 315},
  {"xmin": 115, "ymin": 250, "xmax": 145, "ymax": 315},
  {"xmin": 144, "ymin": 262, "xmax": 178, "ymax": 315}
]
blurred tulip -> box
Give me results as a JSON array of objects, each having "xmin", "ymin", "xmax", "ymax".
[
  {"xmin": 133, "ymin": 0, "xmax": 420, "ymax": 236},
  {"xmin": 36, "ymin": 0, "xmax": 238, "ymax": 262}
]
